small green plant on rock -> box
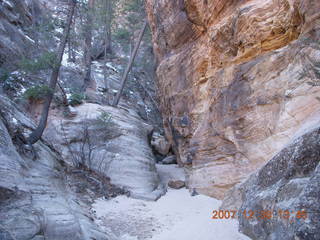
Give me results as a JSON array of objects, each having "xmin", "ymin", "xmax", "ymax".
[
  {"xmin": 68, "ymin": 92, "xmax": 85, "ymax": 106},
  {"xmin": 19, "ymin": 51, "xmax": 58, "ymax": 73},
  {"xmin": 0, "ymin": 69, "xmax": 9, "ymax": 83},
  {"xmin": 114, "ymin": 28, "xmax": 130, "ymax": 42},
  {"xmin": 94, "ymin": 110, "xmax": 120, "ymax": 141},
  {"xmin": 97, "ymin": 110, "xmax": 113, "ymax": 126},
  {"xmin": 24, "ymin": 85, "xmax": 52, "ymax": 101}
]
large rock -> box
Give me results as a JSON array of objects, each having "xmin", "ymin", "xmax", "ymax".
[
  {"xmin": 236, "ymin": 127, "xmax": 320, "ymax": 240},
  {"xmin": 0, "ymin": 0, "xmax": 39, "ymax": 64},
  {"xmin": 0, "ymin": 96, "xmax": 115, "ymax": 240},
  {"xmin": 150, "ymin": 131, "xmax": 171, "ymax": 156},
  {"xmin": 168, "ymin": 180, "xmax": 185, "ymax": 189},
  {"xmin": 161, "ymin": 155, "xmax": 177, "ymax": 165},
  {"xmin": 146, "ymin": 0, "xmax": 320, "ymax": 199},
  {"xmin": 45, "ymin": 103, "xmax": 165, "ymax": 200}
]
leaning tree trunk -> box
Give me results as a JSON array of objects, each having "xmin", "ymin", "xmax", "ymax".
[
  {"xmin": 83, "ymin": 0, "xmax": 95, "ymax": 90},
  {"xmin": 112, "ymin": 20, "xmax": 148, "ymax": 106},
  {"xmin": 31, "ymin": 0, "xmax": 39, "ymax": 47},
  {"xmin": 68, "ymin": 19, "xmax": 76, "ymax": 63},
  {"xmin": 103, "ymin": 0, "xmax": 111, "ymax": 96},
  {"xmin": 27, "ymin": 0, "xmax": 77, "ymax": 145},
  {"xmin": 106, "ymin": 0, "xmax": 112, "ymax": 51}
]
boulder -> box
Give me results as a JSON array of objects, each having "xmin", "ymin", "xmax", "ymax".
[
  {"xmin": 234, "ymin": 127, "xmax": 320, "ymax": 240},
  {"xmin": 168, "ymin": 180, "xmax": 185, "ymax": 189},
  {"xmin": 161, "ymin": 155, "xmax": 177, "ymax": 165},
  {"xmin": 150, "ymin": 131, "xmax": 170, "ymax": 155}
]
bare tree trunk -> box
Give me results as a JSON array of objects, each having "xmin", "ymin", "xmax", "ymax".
[
  {"xmin": 67, "ymin": 19, "xmax": 75, "ymax": 63},
  {"xmin": 103, "ymin": 0, "xmax": 110, "ymax": 96},
  {"xmin": 57, "ymin": 80, "xmax": 68, "ymax": 106},
  {"xmin": 68, "ymin": 35, "xmax": 73, "ymax": 62},
  {"xmin": 112, "ymin": 20, "xmax": 147, "ymax": 106},
  {"xmin": 103, "ymin": 37, "xmax": 109, "ymax": 89},
  {"xmin": 27, "ymin": 0, "xmax": 77, "ymax": 145},
  {"xmin": 71, "ymin": 7, "xmax": 79, "ymax": 62},
  {"xmin": 83, "ymin": 0, "xmax": 95, "ymax": 90},
  {"xmin": 31, "ymin": 0, "xmax": 39, "ymax": 47},
  {"xmin": 106, "ymin": 0, "xmax": 112, "ymax": 51}
]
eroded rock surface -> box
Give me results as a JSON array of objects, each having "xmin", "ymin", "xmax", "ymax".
[
  {"xmin": 150, "ymin": 131, "xmax": 171, "ymax": 156},
  {"xmin": 146, "ymin": 0, "xmax": 320, "ymax": 198},
  {"xmin": 237, "ymin": 127, "xmax": 320, "ymax": 240},
  {"xmin": 0, "ymin": 96, "xmax": 115, "ymax": 240},
  {"xmin": 168, "ymin": 180, "xmax": 185, "ymax": 189},
  {"xmin": 0, "ymin": 0, "xmax": 34, "ymax": 63},
  {"xmin": 45, "ymin": 103, "xmax": 165, "ymax": 201}
]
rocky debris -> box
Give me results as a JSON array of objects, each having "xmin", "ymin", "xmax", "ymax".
[
  {"xmin": 227, "ymin": 127, "xmax": 320, "ymax": 240},
  {"xmin": 168, "ymin": 180, "xmax": 185, "ymax": 189},
  {"xmin": 146, "ymin": 0, "xmax": 320, "ymax": 199},
  {"xmin": 0, "ymin": 96, "xmax": 116, "ymax": 240},
  {"xmin": 150, "ymin": 131, "xmax": 170, "ymax": 156},
  {"xmin": 66, "ymin": 166, "xmax": 128, "ymax": 204},
  {"xmin": 161, "ymin": 155, "xmax": 177, "ymax": 165},
  {"xmin": 156, "ymin": 164, "xmax": 185, "ymax": 187},
  {"xmin": 45, "ymin": 103, "xmax": 165, "ymax": 201}
]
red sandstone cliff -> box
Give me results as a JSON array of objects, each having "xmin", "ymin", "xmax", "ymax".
[{"xmin": 146, "ymin": 0, "xmax": 320, "ymax": 199}]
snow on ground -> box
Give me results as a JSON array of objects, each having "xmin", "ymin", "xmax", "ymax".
[{"xmin": 91, "ymin": 164, "xmax": 250, "ymax": 240}]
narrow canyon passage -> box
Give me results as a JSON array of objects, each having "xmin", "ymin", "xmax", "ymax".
[
  {"xmin": 53, "ymin": 59, "xmax": 251, "ymax": 239},
  {"xmin": 0, "ymin": 0, "xmax": 319, "ymax": 239}
]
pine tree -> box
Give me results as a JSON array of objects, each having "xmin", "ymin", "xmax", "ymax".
[{"xmin": 27, "ymin": 0, "xmax": 77, "ymax": 144}]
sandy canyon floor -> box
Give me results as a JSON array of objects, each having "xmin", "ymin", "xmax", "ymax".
[{"xmin": 91, "ymin": 164, "xmax": 250, "ymax": 240}]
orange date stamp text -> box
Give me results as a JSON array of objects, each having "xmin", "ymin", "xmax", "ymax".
[{"xmin": 211, "ymin": 209, "xmax": 308, "ymax": 221}]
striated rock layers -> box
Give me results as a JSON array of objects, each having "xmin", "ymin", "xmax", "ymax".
[
  {"xmin": 0, "ymin": 0, "xmax": 41, "ymax": 64},
  {"xmin": 45, "ymin": 103, "xmax": 164, "ymax": 201},
  {"xmin": 146, "ymin": 0, "xmax": 320, "ymax": 199},
  {"xmin": 238, "ymin": 127, "xmax": 320, "ymax": 240},
  {"xmin": 0, "ymin": 96, "xmax": 115, "ymax": 240}
]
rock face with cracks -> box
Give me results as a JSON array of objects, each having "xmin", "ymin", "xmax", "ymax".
[
  {"xmin": 236, "ymin": 127, "xmax": 320, "ymax": 240},
  {"xmin": 45, "ymin": 103, "xmax": 165, "ymax": 201},
  {"xmin": 146, "ymin": 0, "xmax": 320, "ymax": 199},
  {"xmin": 0, "ymin": 96, "xmax": 116, "ymax": 240}
]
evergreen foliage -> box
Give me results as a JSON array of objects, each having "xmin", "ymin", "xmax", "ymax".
[
  {"xmin": 19, "ymin": 52, "xmax": 58, "ymax": 73},
  {"xmin": 24, "ymin": 85, "xmax": 53, "ymax": 101},
  {"xmin": 68, "ymin": 92, "xmax": 85, "ymax": 106}
]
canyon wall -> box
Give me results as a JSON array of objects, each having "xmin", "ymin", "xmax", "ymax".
[{"xmin": 146, "ymin": 0, "xmax": 320, "ymax": 199}]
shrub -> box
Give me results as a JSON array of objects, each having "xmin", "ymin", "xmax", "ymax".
[
  {"xmin": 94, "ymin": 110, "xmax": 118, "ymax": 140},
  {"xmin": 97, "ymin": 110, "xmax": 113, "ymax": 126},
  {"xmin": 24, "ymin": 85, "xmax": 52, "ymax": 101},
  {"xmin": 126, "ymin": 14, "xmax": 139, "ymax": 24},
  {"xmin": 68, "ymin": 92, "xmax": 85, "ymax": 106},
  {"xmin": 114, "ymin": 28, "xmax": 130, "ymax": 42},
  {"xmin": 124, "ymin": 0, "xmax": 143, "ymax": 12},
  {"xmin": 19, "ymin": 51, "xmax": 58, "ymax": 73},
  {"xmin": 0, "ymin": 69, "xmax": 9, "ymax": 83}
]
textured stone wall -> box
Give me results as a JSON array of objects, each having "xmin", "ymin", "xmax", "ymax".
[
  {"xmin": 146, "ymin": 0, "xmax": 320, "ymax": 199},
  {"xmin": 238, "ymin": 127, "xmax": 320, "ymax": 240}
]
